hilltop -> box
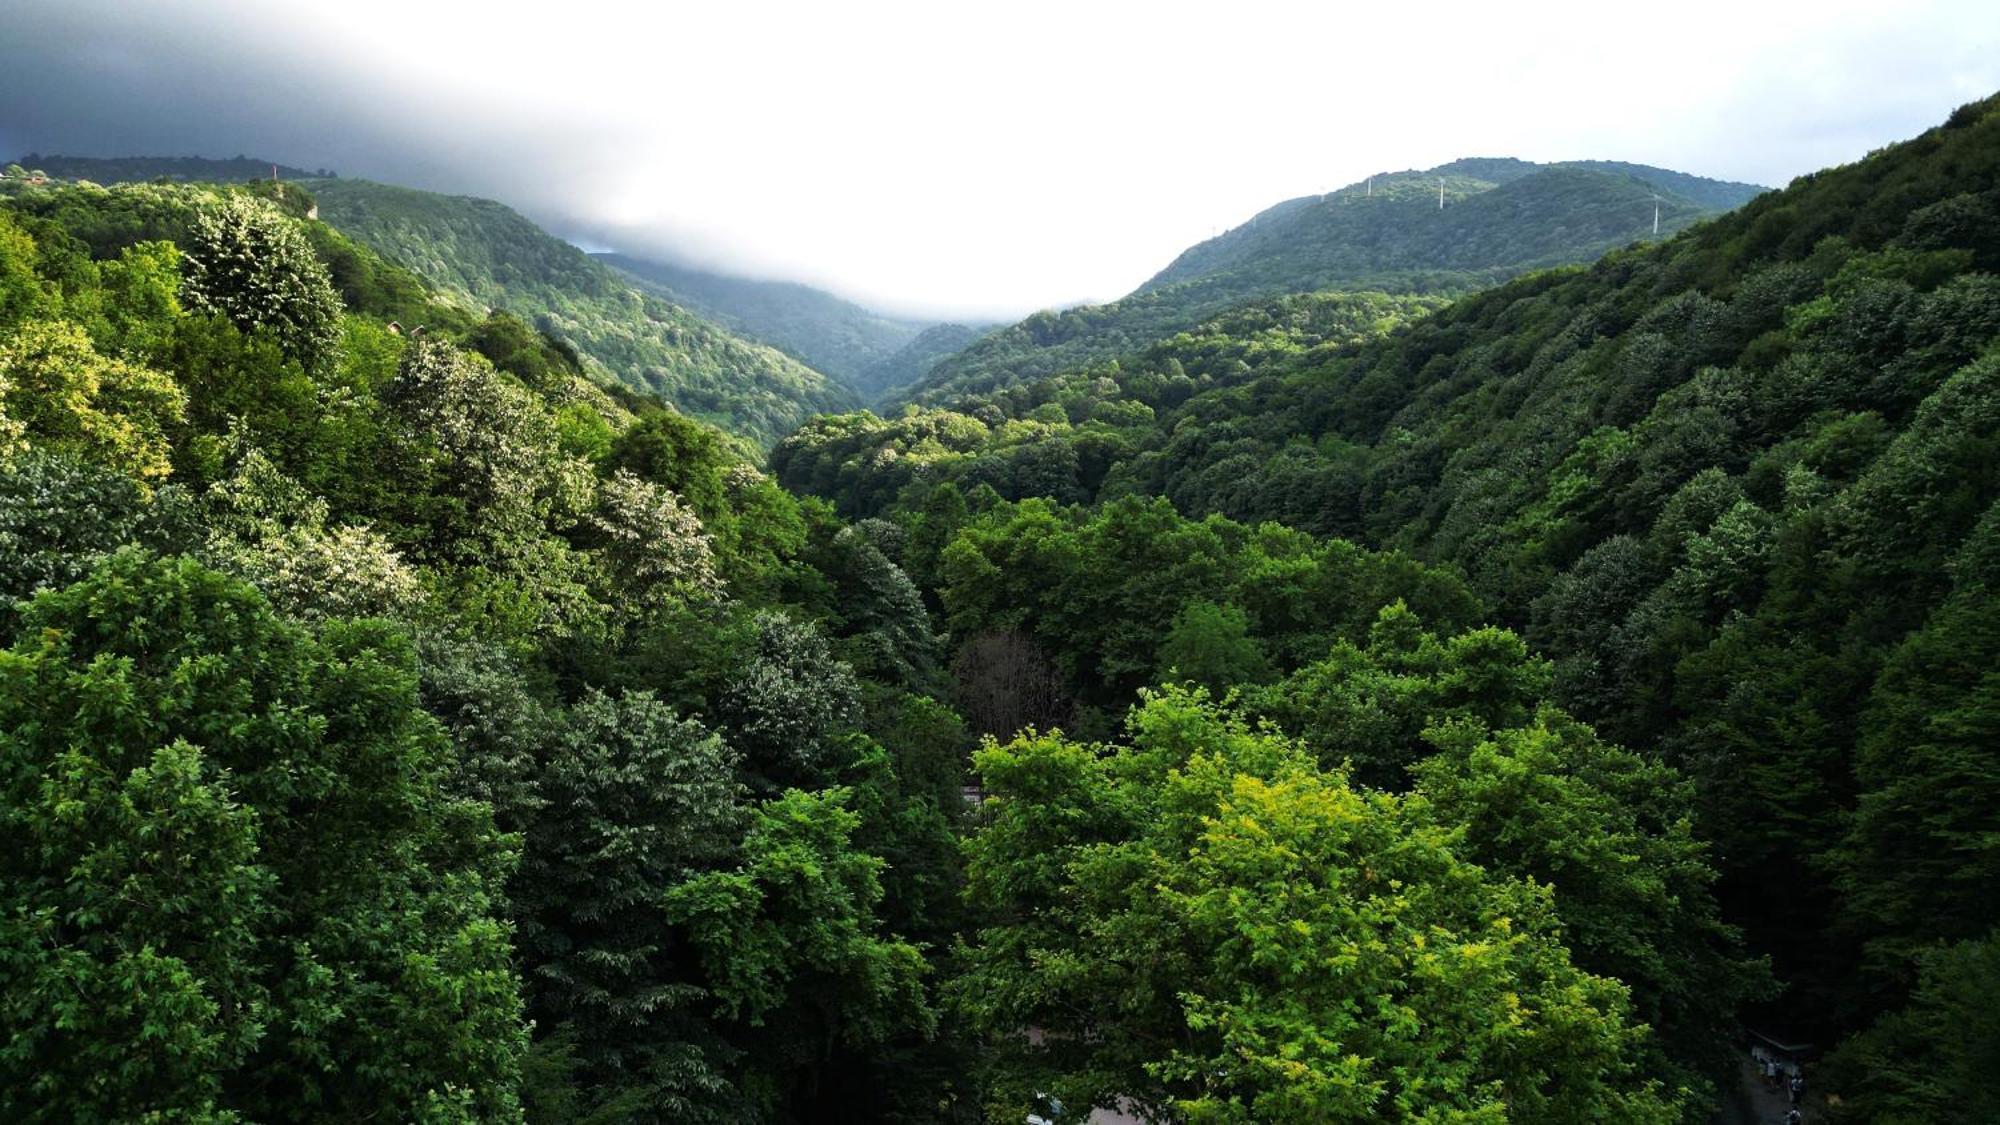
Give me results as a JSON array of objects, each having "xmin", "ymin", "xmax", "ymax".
[
  {"xmin": 12, "ymin": 153, "xmax": 330, "ymax": 182},
  {"xmin": 890, "ymin": 158, "xmax": 1764, "ymax": 407}
]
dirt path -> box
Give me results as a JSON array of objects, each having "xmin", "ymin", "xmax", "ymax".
[{"xmin": 1716, "ymin": 1055, "xmax": 1800, "ymax": 1125}]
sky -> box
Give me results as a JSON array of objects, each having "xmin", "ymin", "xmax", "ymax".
[{"xmin": 3, "ymin": 0, "xmax": 1998, "ymax": 320}]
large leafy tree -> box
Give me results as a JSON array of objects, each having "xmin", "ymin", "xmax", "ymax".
[
  {"xmin": 0, "ymin": 318, "xmax": 184, "ymax": 483},
  {"xmin": 0, "ymin": 450, "xmax": 153, "ymax": 617},
  {"xmin": 1249, "ymin": 606, "xmax": 1763, "ymax": 1105},
  {"xmin": 583, "ymin": 468, "xmax": 723, "ymax": 615},
  {"xmin": 0, "ymin": 552, "xmax": 526, "ymax": 1122},
  {"xmin": 514, "ymin": 687, "xmax": 933, "ymax": 1122},
  {"xmin": 666, "ymin": 786, "xmax": 932, "ymax": 1114},
  {"xmin": 1414, "ymin": 712, "xmax": 1768, "ymax": 1108},
  {"xmin": 513, "ymin": 688, "xmax": 743, "ymax": 1121},
  {"xmin": 381, "ymin": 336, "xmax": 592, "ymax": 563},
  {"xmin": 1246, "ymin": 602, "xmax": 1552, "ymax": 788},
  {"xmin": 955, "ymin": 688, "xmax": 1680, "ymax": 1123},
  {"xmin": 179, "ymin": 193, "xmax": 343, "ymax": 373}
]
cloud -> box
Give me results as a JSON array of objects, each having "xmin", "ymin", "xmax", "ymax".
[{"xmin": 4, "ymin": 0, "xmax": 1996, "ymax": 319}]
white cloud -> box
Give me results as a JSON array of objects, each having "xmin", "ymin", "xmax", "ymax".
[{"xmin": 6, "ymin": 0, "xmax": 1998, "ymax": 318}]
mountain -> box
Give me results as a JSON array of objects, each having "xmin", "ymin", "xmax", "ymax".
[
  {"xmin": 12, "ymin": 153, "xmax": 329, "ymax": 182},
  {"xmin": 1134, "ymin": 159, "xmax": 1764, "ymax": 297},
  {"xmin": 298, "ymin": 178, "xmax": 856, "ymax": 444},
  {"xmin": 890, "ymin": 158, "xmax": 1765, "ymax": 408},
  {"xmin": 596, "ymin": 253, "xmax": 932, "ymax": 401},
  {"xmin": 777, "ymin": 93, "xmax": 2000, "ymax": 1103}
]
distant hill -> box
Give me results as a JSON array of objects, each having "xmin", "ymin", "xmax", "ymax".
[
  {"xmin": 1134, "ymin": 158, "xmax": 1764, "ymax": 297},
  {"xmin": 891, "ymin": 158, "xmax": 1765, "ymax": 408},
  {"xmin": 597, "ymin": 253, "xmax": 930, "ymax": 401},
  {"xmin": 852, "ymin": 321, "xmax": 991, "ymax": 402},
  {"xmin": 301, "ymin": 179, "xmax": 856, "ymax": 444},
  {"xmin": 12, "ymin": 153, "xmax": 330, "ymax": 182}
]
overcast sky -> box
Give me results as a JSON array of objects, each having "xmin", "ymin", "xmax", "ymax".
[{"xmin": 3, "ymin": 0, "xmax": 1997, "ymax": 319}]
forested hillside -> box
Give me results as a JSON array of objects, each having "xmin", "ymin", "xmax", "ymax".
[
  {"xmin": 892, "ymin": 158, "xmax": 1763, "ymax": 407},
  {"xmin": 598, "ymin": 252, "xmax": 930, "ymax": 399},
  {"xmin": 301, "ymin": 178, "xmax": 857, "ymax": 444},
  {"xmin": 2, "ymin": 152, "xmax": 1781, "ymax": 1123},
  {"xmin": 775, "ymin": 289, "xmax": 1447, "ymax": 514},
  {"xmin": 6, "ymin": 77, "xmax": 1997, "ymax": 1125},
  {"xmin": 856, "ymin": 320, "xmax": 990, "ymax": 399},
  {"xmin": 1133, "ymin": 158, "xmax": 1763, "ymax": 298},
  {"xmin": 778, "ymin": 93, "xmax": 2000, "ymax": 1122}
]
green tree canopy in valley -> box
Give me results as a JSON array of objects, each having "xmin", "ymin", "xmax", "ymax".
[
  {"xmin": 955, "ymin": 689, "xmax": 1686, "ymax": 1123},
  {"xmin": 0, "ymin": 552, "xmax": 526, "ymax": 1122}
]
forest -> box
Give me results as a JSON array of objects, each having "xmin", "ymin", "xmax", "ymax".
[{"xmin": 0, "ymin": 91, "xmax": 1995, "ymax": 1125}]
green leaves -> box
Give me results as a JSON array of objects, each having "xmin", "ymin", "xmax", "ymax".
[
  {"xmin": 956, "ymin": 689, "xmax": 1680, "ymax": 1123},
  {"xmin": 0, "ymin": 552, "xmax": 525, "ymax": 1121},
  {"xmin": 0, "ymin": 318, "xmax": 183, "ymax": 483},
  {"xmin": 667, "ymin": 788, "xmax": 928, "ymax": 1039}
]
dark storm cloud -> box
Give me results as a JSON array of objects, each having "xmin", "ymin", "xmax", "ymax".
[
  {"xmin": 0, "ymin": 3, "xmax": 612, "ymax": 234},
  {"xmin": 0, "ymin": 1, "xmax": 860, "ymax": 303}
]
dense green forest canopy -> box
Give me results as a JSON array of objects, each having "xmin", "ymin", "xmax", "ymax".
[
  {"xmin": 2, "ymin": 92, "xmax": 1996, "ymax": 1125},
  {"xmin": 0, "ymin": 161, "xmax": 1765, "ymax": 1123},
  {"xmin": 889, "ymin": 158, "xmax": 1764, "ymax": 409},
  {"xmin": 0, "ymin": 172, "xmax": 963, "ymax": 1122},
  {"xmin": 597, "ymin": 252, "xmax": 933, "ymax": 401}
]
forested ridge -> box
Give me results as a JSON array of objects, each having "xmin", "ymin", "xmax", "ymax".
[
  {"xmin": 857, "ymin": 321, "xmax": 993, "ymax": 402},
  {"xmin": 890, "ymin": 157, "xmax": 1764, "ymax": 410},
  {"xmin": 0, "ymin": 93, "xmax": 1993, "ymax": 1125},
  {"xmin": 299, "ymin": 177, "xmax": 859, "ymax": 444},
  {"xmin": 595, "ymin": 252, "xmax": 934, "ymax": 402}
]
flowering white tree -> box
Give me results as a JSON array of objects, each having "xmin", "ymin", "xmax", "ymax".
[
  {"xmin": 386, "ymin": 338, "xmax": 590, "ymax": 556},
  {"xmin": 201, "ymin": 447, "xmax": 423, "ymax": 622},
  {"xmin": 588, "ymin": 468, "xmax": 723, "ymax": 613},
  {"xmin": 179, "ymin": 193, "xmax": 343, "ymax": 373}
]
